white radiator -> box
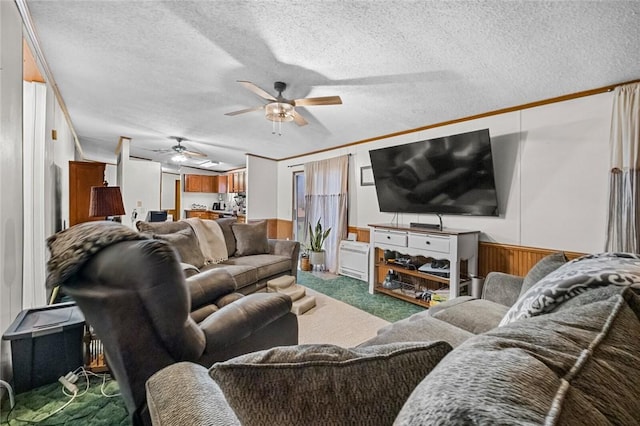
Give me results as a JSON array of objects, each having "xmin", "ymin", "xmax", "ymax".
[{"xmin": 338, "ymin": 240, "xmax": 370, "ymax": 282}]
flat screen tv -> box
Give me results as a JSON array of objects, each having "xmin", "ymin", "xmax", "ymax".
[{"xmin": 368, "ymin": 128, "xmax": 499, "ymax": 216}]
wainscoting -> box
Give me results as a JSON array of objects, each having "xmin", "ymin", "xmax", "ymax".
[{"xmin": 477, "ymin": 242, "xmax": 584, "ymax": 276}]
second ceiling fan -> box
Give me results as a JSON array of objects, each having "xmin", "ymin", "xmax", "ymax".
[{"xmin": 225, "ymin": 81, "xmax": 342, "ymax": 126}]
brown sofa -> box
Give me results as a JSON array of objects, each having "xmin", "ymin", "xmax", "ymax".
[
  {"xmin": 145, "ymin": 252, "xmax": 640, "ymax": 425},
  {"xmin": 136, "ymin": 218, "xmax": 300, "ymax": 295}
]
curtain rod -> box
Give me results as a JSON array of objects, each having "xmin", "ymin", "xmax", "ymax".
[{"xmin": 287, "ymin": 153, "xmax": 352, "ymax": 168}]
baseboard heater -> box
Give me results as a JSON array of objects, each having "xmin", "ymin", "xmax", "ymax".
[{"xmin": 338, "ymin": 240, "xmax": 370, "ymax": 282}]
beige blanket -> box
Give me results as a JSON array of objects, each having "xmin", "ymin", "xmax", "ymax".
[{"xmin": 184, "ymin": 218, "xmax": 228, "ymax": 264}]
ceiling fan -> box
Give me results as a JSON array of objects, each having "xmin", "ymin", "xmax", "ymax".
[
  {"xmin": 150, "ymin": 136, "xmax": 207, "ymax": 161},
  {"xmin": 225, "ymin": 81, "xmax": 342, "ymax": 126}
]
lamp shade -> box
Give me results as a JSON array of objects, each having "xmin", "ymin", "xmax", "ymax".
[
  {"xmin": 89, "ymin": 186, "xmax": 125, "ymax": 217},
  {"xmin": 265, "ymin": 102, "xmax": 294, "ymax": 122}
]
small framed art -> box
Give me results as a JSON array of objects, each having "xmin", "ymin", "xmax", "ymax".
[{"xmin": 360, "ymin": 166, "xmax": 374, "ymax": 186}]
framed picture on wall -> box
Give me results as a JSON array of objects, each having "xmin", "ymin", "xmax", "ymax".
[{"xmin": 360, "ymin": 166, "xmax": 374, "ymax": 186}]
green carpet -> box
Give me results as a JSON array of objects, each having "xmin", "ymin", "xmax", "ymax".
[
  {"xmin": 297, "ymin": 271, "xmax": 425, "ymax": 323},
  {"xmin": 1, "ymin": 374, "xmax": 129, "ymax": 425}
]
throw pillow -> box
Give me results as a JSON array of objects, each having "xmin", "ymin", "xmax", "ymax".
[
  {"xmin": 154, "ymin": 228, "xmax": 205, "ymax": 269},
  {"xmin": 500, "ymin": 252, "xmax": 640, "ymax": 325},
  {"xmin": 231, "ymin": 220, "xmax": 269, "ymax": 256},
  {"xmin": 395, "ymin": 289, "xmax": 640, "ymax": 425},
  {"xmin": 215, "ymin": 218, "xmax": 237, "ymax": 257},
  {"xmin": 210, "ymin": 341, "xmax": 452, "ymax": 426},
  {"xmin": 136, "ymin": 220, "xmax": 189, "ymax": 234},
  {"xmin": 519, "ymin": 251, "xmax": 568, "ymax": 297}
]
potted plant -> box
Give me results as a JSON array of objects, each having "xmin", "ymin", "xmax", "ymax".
[{"xmin": 307, "ymin": 218, "xmax": 331, "ymax": 269}]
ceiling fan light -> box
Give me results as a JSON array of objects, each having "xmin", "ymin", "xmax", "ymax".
[
  {"xmin": 172, "ymin": 154, "xmax": 187, "ymax": 162},
  {"xmin": 265, "ymin": 102, "xmax": 294, "ymax": 122}
]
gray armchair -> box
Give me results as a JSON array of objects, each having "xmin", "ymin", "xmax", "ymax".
[{"xmin": 45, "ymin": 221, "xmax": 298, "ymax": 426}]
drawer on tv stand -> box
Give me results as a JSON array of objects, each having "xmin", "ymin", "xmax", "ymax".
[
  {"xmin": 408, "ymin": 233, "xmax": 450, "ymax": 254},
  {"xmin": 373, "ymin": 229, "xmax": 407, "ymax": 248}
]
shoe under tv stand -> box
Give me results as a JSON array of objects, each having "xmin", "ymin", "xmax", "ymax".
[{"xmin": 368, "ymin": 223, "xmax": 480, "ymax": 306}]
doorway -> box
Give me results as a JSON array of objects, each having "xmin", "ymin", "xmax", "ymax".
[{"xmin": 293, "ymin": 171, "xmax": 305, "ymax": 242}]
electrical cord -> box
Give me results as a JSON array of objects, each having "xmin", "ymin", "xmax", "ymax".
[{"xmin": 2, "ymin": 367, "xmax": 120, "ymax": 425}]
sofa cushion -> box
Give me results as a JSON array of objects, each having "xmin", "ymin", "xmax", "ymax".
[
  {"xmin": 395, "ymin": 288, "xmax": 640, "ymax": 425},
  {"xmin": 210, "ymin": 341, "xmax": 452, "ymax": 426},
  {"xmin": 223, "ymin": 254, "xmax": 291, "ymax": 280},
  {"xmin": 201, "ymin": 263, "xmax": 258, "ymax": 291},
  {"xmin": 215, "ymin": 218, "xmax": 237, "ymax": 257},
  {"xmin": 431, "ymin": 298, "xmax": 509, "ymax": 334},
  {"xmin": 154, "ymin": 228, "xmax": 205, "ymax": 268},
  {"xmin": 359, "ymin": 312, "xmax": 473, "ymax": 349},
  {"xmin": 136, "ymin": 220, "xmax": 189, "ymax": 234},
  {"xmin": 231, "ymin": 220, "xmax": 269, "ymax": 256},
  {"xmin": 501, "ymin": 252, "xmax": 640, "ymax": 325},
  {"xmin": 519, "ymin": 251, "xmax": 567, "ymax": 297}
]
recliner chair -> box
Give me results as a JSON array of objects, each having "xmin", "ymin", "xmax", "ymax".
[{"xmin": 46, "ymin": 221, "xmax": 298, "ymax": 425}]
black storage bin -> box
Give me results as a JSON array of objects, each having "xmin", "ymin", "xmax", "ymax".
[{"xmin": 2, "ymin": 302, "xmax": 85, "ymax": 393}]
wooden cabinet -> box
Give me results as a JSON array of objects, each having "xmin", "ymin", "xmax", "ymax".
[
  {"xmin": 184, "ymin": 174, "xmax": 226, "ymax": 193},
  {"xmin": 369, "ymin": 224, "xmax": 479, "ymax": 306},
  {"xmin": 227, "ymin": 170, "xmax": 246, "ymax": 193},
  {"xmin": 69, "ymin": 161, "xmax": 106, "ymax": 226},
  {"xmin": 213, "ymin": 175, "xmax": 227, "ymax": 193},
  {"xmin": 184, "ymin": 174, "xmax": 203, "ymax": 192},
  {"xmin": 185, "ymin": 210, "xmax": 218, "ymax": 220},
  {"xmin": 201, "ymin": 175, "xmax": 215, "ymax": 193}
]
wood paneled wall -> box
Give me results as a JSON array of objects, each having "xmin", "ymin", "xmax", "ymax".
[
  {"xmin": 348, "ymin": 226, "xmax": 584, "ymax": 277},
  {"xmin": 478, "ymin": 242, "xmax": 584, "ymax": 277}
]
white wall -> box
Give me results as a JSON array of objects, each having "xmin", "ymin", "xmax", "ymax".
[
  {"xmin": 246, "ymin": 155, "xmax": 277, "ymax": 220},
  {"xmin": 117, "ymin": 139, "xmax": 162, "ymax": 227},
  {"xmin": 161, "ymin": 172, "xmax": 179, "ymax": 210},
  {"xmin": 0, "ymin": 0, "xmax": 25, "ymax": 386},
  {"xmin": 276, "ymin": 92, "xmax": 614, "ymax": 253}
]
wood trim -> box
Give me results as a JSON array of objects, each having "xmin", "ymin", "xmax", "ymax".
[
  {"xmin": 478, "ymin": 242, "xmax": 584, "ymax": 277},
  {"xmin": 278, "ymin": 79, "xmax": 639, "ymax": 162},
  {"xmin": 23, "ymin": 39, "xmax": 44, "ymax": 83}
]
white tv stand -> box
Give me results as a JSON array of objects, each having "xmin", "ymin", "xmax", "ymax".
[{"xmin": 368, "ymin": 224, "xmax": 479, "ymax": 306}]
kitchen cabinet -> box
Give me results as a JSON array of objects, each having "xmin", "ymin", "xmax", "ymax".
[
  {"xmin": 184, "ymin": 174, "xmax": 203, "ymax": 192},
  {"xmin": 228, "ymin": 170, "xmax": 246, "ymax": 193},
  {"xmin": 184, "ymin": 174, "xmax": 225, "ymax": 193},
  {"xmin": 213, "ymin": 175, "xmax": 227, "ymax": 193},
  {"xmin": 185, "ymin": 210, "xmax": 218, "ymax": 220},
  {"xmin": 201, "ymin": 175, "xmax": 215, "ymax": 193}
]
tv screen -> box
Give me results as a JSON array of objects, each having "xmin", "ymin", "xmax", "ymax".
[{"xmin": 368, "ymin": 129, "xmax": 499, "ymax": 216}]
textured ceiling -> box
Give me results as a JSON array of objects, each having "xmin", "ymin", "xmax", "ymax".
[{"xmin": 25, "ymin": 0, "xmax": 640, "ymax": 172}]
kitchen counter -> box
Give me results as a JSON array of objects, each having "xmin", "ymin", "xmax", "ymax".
[{"xmin": 184, "ymin": 209, "xmax": 246, "ymax": 220}]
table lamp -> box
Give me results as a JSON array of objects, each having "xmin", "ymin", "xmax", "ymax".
[{"xmin": 89, "ymin": 184, "xmax": 125, "ymax": 221}]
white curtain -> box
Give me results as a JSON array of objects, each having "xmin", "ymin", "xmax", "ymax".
[
  {"xmin": 304, "ymin": 155, "xmax": 349, "ymax": 272},
  {"xmin": 605, "ymin": 83, "xmax": 640, "ymax": 252}
]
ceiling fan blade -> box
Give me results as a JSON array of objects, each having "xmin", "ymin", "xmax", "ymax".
[
  {"xmin": 291, "ymin": 110, "xmax": 308, "ymax": 126},
  {"xmin": 293, "ymin": 96, "xmax": 343, "ymax": 107},
  {"xmin": 237, "ymin": 81, "xmax": 277, "ymax": 101},
  {"xmin": 144, "ymin": 147, "xmax": 172, "ymax": 153},
  {"xmin": 225, "ymin": 105, "xmax": 265, "ymax": 116},
  {"xmin": 183, "ymin": 149, "xmax": 207, "ymax": 158}
]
